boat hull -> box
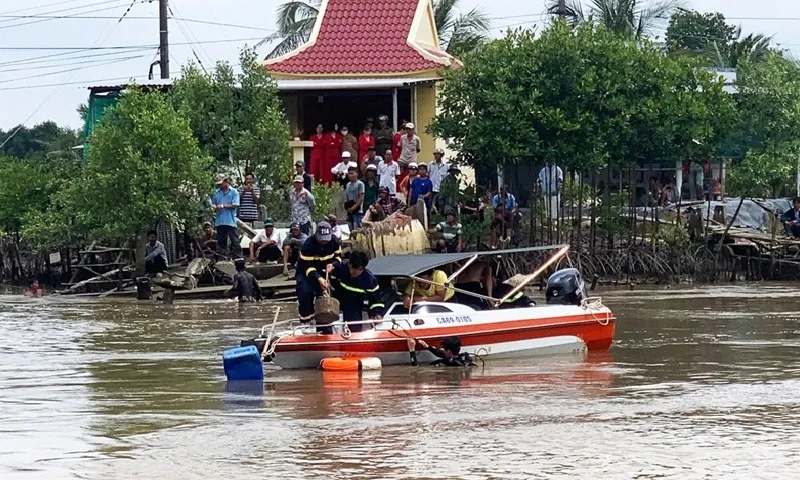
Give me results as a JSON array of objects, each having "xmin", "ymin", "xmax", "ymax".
[{"xmin": 271, "ymin": 305, "xmax": 615, "ymax": 369}]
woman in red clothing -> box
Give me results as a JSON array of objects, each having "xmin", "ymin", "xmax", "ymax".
[
  {"xmin": 358, "ymin": 126, "xmax": 375, "ymax": 163},
  {"xmin": 320, "ymin": 126, "xmax": 342, "ymax": 185},
  {"xmin": 392, "ymin": 119, "xmax": 407, "ymax": 163},
  {"xmin": 309, "ymin": 124, "xmax": 326, "ymax": 183}
]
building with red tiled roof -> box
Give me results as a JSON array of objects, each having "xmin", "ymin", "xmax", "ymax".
[{"xmin": 264, "ymin": 0, "xmax": 459, "ymax": 165}]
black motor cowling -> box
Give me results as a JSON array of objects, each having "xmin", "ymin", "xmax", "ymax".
[{"xmin": 545, "ymin": 268, "xmax": 585, "ymax": 306}]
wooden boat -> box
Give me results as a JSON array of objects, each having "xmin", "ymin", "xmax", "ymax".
[{"xmin": 239, "ymin": 245, "xmax": 615, "ymax": 370}]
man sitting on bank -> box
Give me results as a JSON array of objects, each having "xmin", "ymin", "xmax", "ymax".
[
  {"xmin": 249, "ymin": 218, "xmax": 282, "ymax": 263},
  {"xmin": 145, "ymin": 230, "xmax": 168, "ymax": 275},
  {"xmin": 282, "ymin": 222, "xmax": 309, "ymax": 277},
  {"xmin": 403, "ymin": 268, "xmax": 455, "ymax": 308},
  {"xmin": 329, "ymin": 251, "xmax": 384, "ymax": 333}
]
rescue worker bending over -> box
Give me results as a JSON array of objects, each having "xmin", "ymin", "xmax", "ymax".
[
  {"xmin": 403, "ymin": 268, "xmax": 454, "ymax": 308},
  {"xmin": 330, "ymin": 251, "xmax": 384, "ymax": 332},
  {"xmin": 407, "ymin": 336, "xmax": 476, "ymax": 367},
  {"xmin": 295, "ymin": 221, "xmax": 343, "ymax": 322}
]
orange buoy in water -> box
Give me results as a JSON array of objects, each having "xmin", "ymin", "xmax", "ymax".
[{"xmin": 319, "ymin": 356, "xmax": 382, "ymax": 372}]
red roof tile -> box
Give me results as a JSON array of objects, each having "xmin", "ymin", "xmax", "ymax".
[{"xmin": 266, "ymin": 0, "xmax": 453, "ymax": 76}]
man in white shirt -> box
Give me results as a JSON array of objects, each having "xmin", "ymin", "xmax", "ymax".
[
  {"xmin": 249, "ymin": 218, "xmax": 282, "ymax": 263},
  {"xmin": 538, "ymin": 162, "xmax": 563, "ymax": 220},
  {"xmin": 331, "ymin": 151, "xmax": 353, "ymax": 187},
  {"xmin": 428, "ymin": 148, "xmax": 449, "ymax": 212},
  {"xmin": 397, "ymin": 123, "xmax": 421, "ymax": 166},
  {"xmin": 377, "ymin": 149, "xmax": 401, "ymax": 196}
]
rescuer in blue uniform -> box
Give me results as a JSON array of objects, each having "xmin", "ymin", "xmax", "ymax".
[
  {"xmin": 296, "ymin": 221, "xmax": 343, "ymax": 322},
  {"xmin": 330, "ymin": 251, "xmax": 384, "ymax": 332}
]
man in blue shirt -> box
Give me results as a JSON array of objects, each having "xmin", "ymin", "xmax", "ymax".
[
  {"xmin": 410, "ymin": 162, "xmax": 434, "ymax": 211},
  {"xmin": 492, "ymin": 184, "xmax": 517, "ymax": 212},
  {"xmin": 211, "ymin": 173, "xmax": 241, "ymax": 258}
]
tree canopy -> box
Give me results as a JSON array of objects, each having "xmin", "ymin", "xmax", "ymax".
[
  {"xmin": 22, "ymin": 91, "xmax": 213, "ymax": 248},
  {"xmin": 546, "ymin": 0, "xmax": 680, "ymax": 39},
  {"xmin": 170, "ymin": 48, "xmax": 291, "ymax": 188},
  {"xmin": 430, "ymin": 21, "xmax": 735, "ymax": 173}
]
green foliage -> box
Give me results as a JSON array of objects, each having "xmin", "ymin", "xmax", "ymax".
[
  {"xmin": 546, "ymin": 0, "xmax": 680, "ymax": 39},
  {"xmin": 24, "ymin": 91, "xmax": 214, "ymax": 247},
  {"xmin": 655, "ymin": 223, "xmax": 690, "ymax": 249},
  {"xmin": 727, "ymin": 149, "xmax": 796, "ymax": 199},
  {"xmin": 171, "ymin": 48, "xmax": 292, "ymax": 191},
  {"xmin": 665, "ymin": 10, "xmax": 736, "ymax": 60},
  {"xmin": 431, "ymin": 22, "xmax": 735, "ymax": 174},
  {"xmin": 0, "ymin": 121, "xmax": 81, "ymax": 159},
  {"xmin": 310, "ymin": 181, "xmax": 342, "ymax": 222}
]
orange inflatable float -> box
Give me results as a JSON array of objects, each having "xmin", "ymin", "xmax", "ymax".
[{"xmin": 319, "ymin": 356, "xmax": 382, "ymax": 372}]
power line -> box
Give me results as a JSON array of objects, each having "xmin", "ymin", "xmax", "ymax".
[
  {"xmin": 0, "ymin": 0, "xmax": 130, "ymax": 24},
  {"xmin": 0, "ymin": 46, "xmax": 151, "ymax": 67},
  {"xmin": 0, "ymin": 4, "xmax": 138, "ymax": 29},
  {"xmin": 0, "ymin": 74, "xmax": 152, "ymax": 91},
  {"xmin": 0, "ymin": 55, "xmax": 148, "ymax": 83},
  {"xmin": 0, "ymin": 0, "xmax": 94, "ymax": 16},
  {"xmin": 169, "ymin": 3, "xmax": 213, "ymax": 68},
  {"xmin": 0, "ymin": 14, "xmax": 277, "ymax": 31},
  {"xmin": 0, "ymin": 35, "xmax": 266, "ymax": 50},
  {"xmin": 0, "ymin": 53, "xmax": 149, "ymax": 74}
]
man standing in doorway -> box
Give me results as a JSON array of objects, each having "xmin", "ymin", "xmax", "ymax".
[
  {"xmin": 538, "ymin": 162, "xmax": 563, "ymax": 221},
  {"xmin": 290, "ymin": 175, "xmax": 315, "ymax": 235},
  {"xmin": 398, "ymin": 123, "xmax": 421, "ymax": 166},
  {"xmin": 374, "ymin": 114, "xmax": 394, "ymax": 161},
  {"xmin": 211, "ymin": 173, "xmax": 240, "ymax": 258}
]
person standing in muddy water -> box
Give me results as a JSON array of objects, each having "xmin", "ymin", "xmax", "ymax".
[{"xmin": 25, "ymin": 279, "xmax": 44, "ymax": 298}]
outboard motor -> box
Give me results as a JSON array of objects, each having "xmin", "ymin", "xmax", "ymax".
[{"xmin": 545, "ymin": 268, "xmax": 586, "ymax": 306}]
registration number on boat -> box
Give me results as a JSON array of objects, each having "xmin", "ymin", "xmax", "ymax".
[{"xmin": 436, "ymin": 316, "xmax": 472, "ymax": 325}]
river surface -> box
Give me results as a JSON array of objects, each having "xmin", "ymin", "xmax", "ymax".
[{"xmin": 1, "ymin": 284, "xmax": 799, "ymax": 479}]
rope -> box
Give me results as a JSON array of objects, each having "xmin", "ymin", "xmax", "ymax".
[
  {"xmin": 581, "ymin": 297, "xmax": 610, "ymax": 326},
  {"xmin": 341, "ymin": 322, "xmax": 352, "ymax": 339}
]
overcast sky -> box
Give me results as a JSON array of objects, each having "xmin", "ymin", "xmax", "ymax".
[{"xmin": 1, "ymin": 0, "xmax": 799, "ymax": 131}]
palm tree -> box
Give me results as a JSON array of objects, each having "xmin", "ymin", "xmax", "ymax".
[
  {"xmin": 546, "ymin": 0, "xmax": 681, "ymax": 39},
  {"xmin": 710, "ymin": 28, "xmax": 772, "ymax": 69},
  {"xmin": 260, "ymin": 0, "xmax": 490, "ymax": 59}
]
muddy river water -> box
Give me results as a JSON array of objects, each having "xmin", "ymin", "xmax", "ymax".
[{"xmin": 1, "ymin": 284, "xmax": 799, "ymax": 479}]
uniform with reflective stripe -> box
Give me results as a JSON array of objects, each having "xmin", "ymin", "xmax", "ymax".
[
  {"xmin": 295, "ymin": 236, "xmax": 343, "ymax": 320},
  {"xmin": 331, "ymin": 261, "xmax": 385, "ymax": 322}
]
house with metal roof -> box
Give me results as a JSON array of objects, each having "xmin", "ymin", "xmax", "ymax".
[{"xmin": 263, "ymin": 0, "xmax": 459, "ymax": 161}]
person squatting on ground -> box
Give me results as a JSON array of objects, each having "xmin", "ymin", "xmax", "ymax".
[{"xmin": 295, "ymin": 222, "xmax": 343, "ymax": 323}]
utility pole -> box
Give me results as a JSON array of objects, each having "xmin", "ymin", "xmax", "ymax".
[
  {"xmin": 159, "ymin": 0, "xmax": 169, "ymax": 78},
  {"xmin": 557, "ymin": 0, "xmax": 568, "ymax": 20}
]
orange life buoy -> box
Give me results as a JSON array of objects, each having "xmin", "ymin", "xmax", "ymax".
[{"xmin": 319, "ymin": 356, "xmax": 382, "ymax": 371}]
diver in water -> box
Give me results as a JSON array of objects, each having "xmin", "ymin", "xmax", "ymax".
[
  {"xmin": 229, "ymin": 258, "xmax": 262, "ymax": 303},
  {"xmin": 407, "ymin": 336, "xmax": 477, "ymax": 367}
]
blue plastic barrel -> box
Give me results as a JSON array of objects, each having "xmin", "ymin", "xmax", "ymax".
[{"xmin": 222, "ymin": 345, "xmax": 264, "ymax": 381}]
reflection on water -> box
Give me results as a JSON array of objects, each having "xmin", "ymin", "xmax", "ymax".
[{"xmin": 1, "ymin": 284, "xmax": 800, "ymax": 479}]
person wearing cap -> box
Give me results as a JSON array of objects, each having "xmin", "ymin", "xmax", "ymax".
[
  {"xmin": 321, "ymin": 125, "xmax": 342, "ymax": 185},
  {"xmin": 362, "ymin": 164, "xmax": 379, "ymax": 208},
  {"xmin": 211, "ymin": 173, "xmax": 241, "ymax": 258},
  {"xmin": 344, "ymin": 165, "xmax": 366, "ymax": 229},
  {"xmin": 429, "ymin": 207, "xmax": 462, "ymax": 253},
  {"xmin": 326, "ymin": 214, "xmax": 342, "ymax": 240},
  {"xmin": 428, "ymin": 148, "xmax": 450, "ymax": 200},
  {"xmin": 295, "ymin": 160, "xmax": 312, "ymax": 191},
  {"xmin": 329, "ymin": 251, "xmax": 384, "ymax": 333},
  {"xmin": 398, "ymin": 162, "xmax": 418, "ymax": 201},
  {"xmin": 358, "ymin": 126, "xmax": 375, "ymax": 163},
  {"xmin": 290, "ymin": 175, "xmax": 316, "ymax": 236},
  {"xmin": 493, "ymin": 274, "xmax": 536, "ymax": 309},
  {"xmin": 361, "ymin": 146, "xmax": 382, "ymax": 174},
  {"xmin": 331, "ymin": 151, "xmax": 353, "ymax": 188},
  {"xmin": 228, "ymin": 258, "xmax": 262, "ymax": 303},
  {"xmin": 295, "ymin": 221, "xmax": 343, "ymax": 323},
  {"xmin": 377, "ymin": 149, "xmax": 400, "ymax": 196},
  {"xmin": 249, "ymin": 218, "xmax": 282, "ymax": 263},
  {"xmin": 438, "ymin": 164, "xmax": 462, "ymax": 212},
  {"xmin": 397, "ymin": 122, "xmax": 421, "ymax": 166},
  {"xmin": 237, "ymin": 172, "xmax": 261, "ymax": 226},
  {"xmin": 374, "ymin": 115, "xmax": 394, "ymax": 162},
  {"xmin": 281, "ymin": 222, "xmax": 309, "ymax": 277},
  {"xmin": 371, "ymin": 186, "xmax": 406, "ymax": 219},
  {"xmin": 410, "ymin": 162, "xmax": 433, "ymax": 210}
]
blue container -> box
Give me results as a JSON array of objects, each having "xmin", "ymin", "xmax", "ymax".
[{"xmin": 222, "ymin": 345, "xmax": 264, "ymax": 381}]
